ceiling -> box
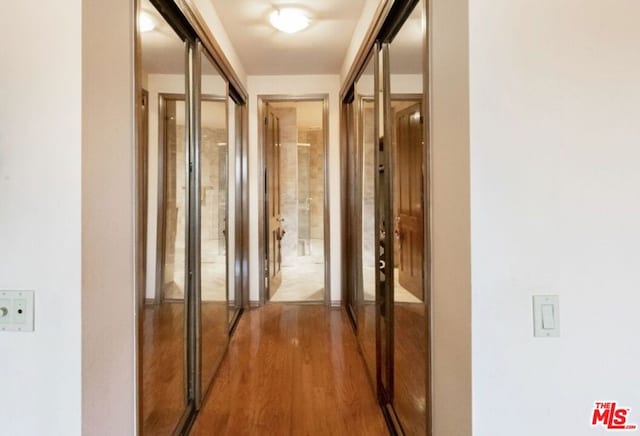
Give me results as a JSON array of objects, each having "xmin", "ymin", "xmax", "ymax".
[
  {"xmin": 140, "ymin": 0, "xmax": 186, "ymax": 75},
  {"xmin": 209, "ymin": 0, "xmax": 368, "ymax": 75},
  {"xmin": 389, "ymin": 7, "xmax": 423, "ymax": 74},
  {"xmin": 141, "ymin": 0, "xmax": 424, "ymax": 77}
]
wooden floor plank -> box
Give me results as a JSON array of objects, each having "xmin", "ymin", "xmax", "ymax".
[{"xmin": 191, "ymin": 304, "xmax": 389, "ymax": 436}]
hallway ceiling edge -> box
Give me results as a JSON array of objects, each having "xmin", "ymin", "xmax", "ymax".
[{"xmin": 208, "ymin": 0, "xmax": 369, "ymax": 75}]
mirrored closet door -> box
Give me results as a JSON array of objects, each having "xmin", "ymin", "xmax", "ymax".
[
  {"xmin": 137, "ymin": 1, "xmax": 246, "ymax": 433},
  {"xmin": 386, "ymin": 0, "xmax": 428, "ymax": 433},
  {"xmin": 342, "ymin": 0, "xmax": 430, "ymax": 434},
  {"xmin": 354, "ymin": 48, "xmax": 378, "ymax": 390},
  {"xmin": 196, "ymin": 45, "xmax": 230, "ymax": 403},
  {"xmin": 139, "ymin": 0, "xmax": 193, "ymax": 433}
]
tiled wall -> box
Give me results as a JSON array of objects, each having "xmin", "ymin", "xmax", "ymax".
[
  {"xmin": 163, "ymin": 122, "xmax": 227, "ymax": 298},
  {"xmin": 272, "ymin": 107, "xmax": 299, "ymax": 266},
  {"xmin": 164, "ymin": 122, "xmax": 186, "ymax": 298},
  {"xmin": 272, "ymin": 107, "xmax": 325, "ymax": 266},
  {"xmin": 201, "ymin": 126, "xmax": 228, "ymax": 262},
  {"xmin": 299, "ymin": 129, "xmax": 324, "ymax": 243},
  {"xmin": 362, "ymin": 106, "xmax": 376, "ymax": 267}
]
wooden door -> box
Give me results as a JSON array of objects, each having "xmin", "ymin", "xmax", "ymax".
[
  {"xmin": 395, "ymin": 103, "xmax": 423, "ymax": 300},
  {"xmin": 266, "ymin": 108, "xmax": 283, "ymax": 298}
]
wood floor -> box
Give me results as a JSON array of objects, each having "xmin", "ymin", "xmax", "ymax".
[
  {"xmin": 142, "ymin": 302, "xmax": 187, "ymax": 436},
  {"xmin": 394, "ymin": 303, "xmax": 427, "ymax": 436},
  {"xmin": 191, "ymin": 304, "xmax": 389, "ymax": 435},
  {"xmin": 356, "ymin": 303, "xmax": 428, "ymax": 435},
  {"xmin": 142, "ymin": 302, "xmax": 229, "ymax": 436}
]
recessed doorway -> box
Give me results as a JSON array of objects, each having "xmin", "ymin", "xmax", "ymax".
[{"xmin": 259, "ymin": 97, "xmax": 329, "ymax": 303}]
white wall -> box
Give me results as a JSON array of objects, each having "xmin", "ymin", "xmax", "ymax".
[
  {"xmin": 430, "ymin": 0, "xmax": 472, "ymax": 435},
  {"xmin": 247, "ymin": 75, "xmax": 342, "ymax": 303},
  {"xmin": 340, "ymin": 0, "xmax": 388, "ymax": 83},
  {"xmin": 188, "ymin": 0, "xmax": 247, "ymax": 86},
  {"xmin": 470, "ymin": 1, "xmax": 640, "ymax": 435},
  {"xmin": 0, "ymin": 2, "xmax": 82, "ymax": 435},
  {"xmin": 82, "ymin": 0, "xmax": 135, "ymax": 434},
  {"xmin": 355, "ymin": 74, "xmax": 423, "ymax": 96}
]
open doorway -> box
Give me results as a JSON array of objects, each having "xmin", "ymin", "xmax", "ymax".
[{"xmin": 260, "ymin": 97, "xmax": 329, "ymax": 303}]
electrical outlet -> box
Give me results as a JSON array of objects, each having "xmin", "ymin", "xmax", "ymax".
[
  {"xmin": 13, "ymin": 299, "xmax": 27, "ymax": 324},
  {"xmin": 0, "ymin": 291, "xmax": 34, "ymax": 332}
]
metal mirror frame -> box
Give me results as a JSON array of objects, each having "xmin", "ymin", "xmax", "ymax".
[{"xmin": 193, "ymin": 42, "xmax": 231, "ymax": 407}]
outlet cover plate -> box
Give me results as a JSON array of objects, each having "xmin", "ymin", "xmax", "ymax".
[{"xmin": 0, "ymin": 291, "xmax": 34, "ymax": 332}]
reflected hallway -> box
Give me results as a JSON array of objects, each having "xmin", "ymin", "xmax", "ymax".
[{"xmin": 190, "ymin": 304, "xmax": 388, "ymax": 435}]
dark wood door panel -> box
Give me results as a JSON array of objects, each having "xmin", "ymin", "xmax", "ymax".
[{"xmin": 396, "ymin": 103, "xmax": 424, "ymax": 301}]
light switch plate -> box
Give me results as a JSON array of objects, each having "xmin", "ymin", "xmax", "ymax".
[
  {"xmin": 533, "ymin": 294, "xmax": 559, "ymax": 337},
  {"xmin": 0, "ymin": 291, "xmax": 34, "ymax": 332}
]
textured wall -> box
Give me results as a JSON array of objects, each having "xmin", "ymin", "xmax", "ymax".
[
  {"xmin": 362, "ymin": 106, "xmax": 376, "ymax": 267},
  {"xmin": 299, "ymin": 128, "xmax": 325, "ymax": 247},
  {"xmin": 271, "ymin": 107, "xmax": 298, "ymax": 266}
]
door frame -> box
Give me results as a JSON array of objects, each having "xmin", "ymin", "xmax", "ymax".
[{"xmin": 257, "ymin": 94, "xmax": 331, "ymax": 305}]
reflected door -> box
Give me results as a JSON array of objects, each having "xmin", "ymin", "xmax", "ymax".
[
  {"xmin": 266, "ymin": 108, "xmax": 283, "ymax": 299},
  {"xmin": 396, "ymin": 103, "xmax": 423, "ymax": 300},
  {"xmin": 387, "ymin": 0, "xmax": 429, "ymax": 434}
]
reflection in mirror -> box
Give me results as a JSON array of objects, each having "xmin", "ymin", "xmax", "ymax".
[
  {"xmin": 355, "ymin": 51, "xmax": 377, "ymax": 385},
  {"xmin": 139, "ymin": 0, "xmax": 189, "ymax": 433},
  {"xmin": 389, "ymin": 1, "xmax": 427, "ymax": 434},
  {"xmin": 265, "ymin": 100, "xmax": 325, "ymax": 302},
  {"xmin": 227, "ymin": 98, "xmax": 239, "ymax": 323},
  {"xmin": 199, "ymin": 51, "xmax": 229, "ymax": 397}
]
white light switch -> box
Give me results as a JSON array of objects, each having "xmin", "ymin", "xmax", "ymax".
[
  {"xmin": 541, "ymin": 304, "xmax": 555, "ymax": 329},
  {"xmin": 0, "ymin": 291, "xmax": 34, "ymax": 332},
  {"xmin": 533, "ymin": 295, "xmax": 559, "ymax": 337}
]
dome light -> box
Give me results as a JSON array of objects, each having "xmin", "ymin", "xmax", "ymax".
[
  {"xmin": 139, "ymin": 11, "xmax": 156, "ymax": 33},
  {"xmin": 269, "ymin": 8, "xmax": 310, "ymax": 34}
]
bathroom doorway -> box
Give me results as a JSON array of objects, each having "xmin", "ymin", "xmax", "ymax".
[{"xmin": 259, "ymin": 97, "xmax": 329, "ymax": 303}]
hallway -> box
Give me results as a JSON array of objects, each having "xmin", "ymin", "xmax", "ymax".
[{"xmin": 190, "ymin": 304, "xmax": 388, "ymax": 435}]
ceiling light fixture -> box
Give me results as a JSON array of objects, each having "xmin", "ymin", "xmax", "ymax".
[
  {"xmin": 139, "ymin": 11, "xmax": 156, "ymax": 33},
  {"xmin": 269, "ymin": 8, "xmax": 310, "ymax": 34}
]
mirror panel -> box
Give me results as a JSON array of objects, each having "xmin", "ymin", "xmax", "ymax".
[
  {"xmin": 388, "ymin": 1, "xmax": 427, "ymax": 433},
  {"xmin": 355, "ymin": 51, "xmax": 377, "ymax": 386},
  {"xmin": 199, "ymin": 49, "xmax": 229, "ymax": 398},
  {"xmin": 227, "ymin": 98, "xmax": 239, "ymax": 322},
  {"xmin": 140, "ymin": 0, "xmax": 190, "ymax": 432}
]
